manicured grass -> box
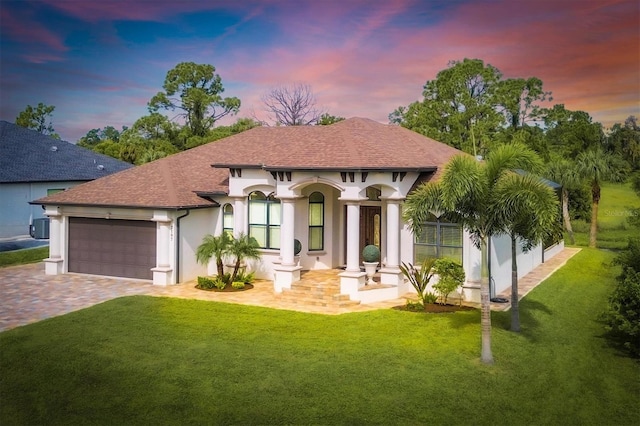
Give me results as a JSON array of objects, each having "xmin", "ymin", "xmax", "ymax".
[
  {"xmin": 1, "ymin": 250, "xmax": 638, "ymax": 425},
  {"xmin": 0, "ymin": 246, "xmax": 49, "ymax": 267},
  {"xmin": 568, "ymin": 182, "xmax": 640, "ymax": 249}
]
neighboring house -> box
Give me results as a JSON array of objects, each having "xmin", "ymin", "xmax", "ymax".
[
  {"xmin": 35, "ymin": 118, "xmax": 563, "ymax": 304},
  {"xmin": 0, "ymin": 121, "xmax": 132, "ymax": 239}
]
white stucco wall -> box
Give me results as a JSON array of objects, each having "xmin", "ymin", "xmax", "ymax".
[
  {"xmin": 177, "ymin": 208, "xmax": 216, "ymax": 283},
  {"xmin": 0, "ymin": 181, "xmax": 85, "ymax": 239},
  {"xmin": 490, "ymin": 234, "xmax": 544, "ymax": 297}
]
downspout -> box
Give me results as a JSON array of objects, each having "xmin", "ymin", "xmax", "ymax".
[
  {"xmin": 175, "ymin": 209, "xmax": 190, "ymax": 284},
  {"xmin": 488, "ymin": 236, "xmax": 493, "ymax": 299}
]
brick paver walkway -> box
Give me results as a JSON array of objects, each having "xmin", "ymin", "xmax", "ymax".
[{"xmin": 0, "ymin": 247, "xmax": 580, "ymax": 332}]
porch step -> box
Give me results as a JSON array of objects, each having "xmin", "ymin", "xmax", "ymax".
[{"xmin": 276, "ymin": 270, "xmax": 361, "ymax": 308}]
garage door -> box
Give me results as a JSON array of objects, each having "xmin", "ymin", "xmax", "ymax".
[{"xmin": 68, "ymin": 218, "xmax": 156, "ymax": 280}]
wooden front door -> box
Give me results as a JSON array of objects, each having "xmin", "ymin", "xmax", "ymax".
[{"xmin": 360, "ymin": 206, "xmax": 381, "ymax": 262}]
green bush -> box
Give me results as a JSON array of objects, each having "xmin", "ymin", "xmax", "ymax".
[
  {"xmin": 196, "ymin": 276, "xmax": 216, "ymax": 290},
  {"xmin": 604, "ymin": 268, "xmax": 640, "ymax": 357},
  {"xmin": 214, "ymin": 278, "xmax": 227, "ymax": 290},
  {"xmin": 234, "ymin": 270, "xmax": 255, "ymax": 284},
  {"xmin": 362, "ymin": 245, "xmax": 380, "ymax": 262},
  {"xmin": 232, "ymin": 281, "xmax": 245, "ymax": 290},
  {"xmin": 432, "ymin": 259, "xmax": 465, "ymax": 305}
]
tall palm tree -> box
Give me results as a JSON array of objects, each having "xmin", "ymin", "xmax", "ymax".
[
  {"xmin": 404, "ymin": 143, "xmax": 544, "ymax": 364},
  {"xmin": 226, "ymin": 233, "xmax": 261, "ymax": 283},
  {"xmin": 196, "ymin": 232, "xmax": 232, "ymax": 278},
  {"xmin": 545, "ymin": 157, "xmax": 581, "ymax": 244},
  {"xmin": 576, "ymin": 149, "xmax": 619, "ymax": 248},
  {"xmin": 495, "ymin": 173, "xmax": 560, "ymax": 332}
]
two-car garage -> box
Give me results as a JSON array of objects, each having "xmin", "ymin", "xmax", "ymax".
[{"xmin": 67, "ymin": 217, "xmax": 156, "ymax": 280}]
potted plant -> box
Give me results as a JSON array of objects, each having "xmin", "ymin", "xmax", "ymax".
[
  {"xmin": 294, "ymin": 238, "xmax": 302, "ymax": 265},
  {"xmin": 362, "ymin": 244, "xmax": 380, "ymax": 285}
]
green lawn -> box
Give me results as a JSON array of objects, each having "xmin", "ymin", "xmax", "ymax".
[
  {"xmin": 1, "ymin": 249, "xmax": 638, "ymax": 425},
  {"xmin": 0, "ymin": 246, "xmax": 49, "ymax": 267},
  {"xmin": 568, "ymin": 182, "xmax": 640, "ymax": 249}
]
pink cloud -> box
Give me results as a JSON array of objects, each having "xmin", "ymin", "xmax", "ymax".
[{"xmin": 0, "ymin": 7, "xmax": 68, "ymax": 54}]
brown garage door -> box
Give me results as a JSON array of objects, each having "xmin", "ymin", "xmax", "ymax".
[{"xmin": 68, "ymin": 218, "xmax": 156, "ymax": 280}]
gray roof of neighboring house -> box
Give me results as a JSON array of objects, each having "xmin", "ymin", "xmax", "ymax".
[
  {"xmin": 0, "ymin": 120, "xmax": 133, "ymax": 183},
  {"xmin": 36, "ymin": 117, "xmax": 466, "ymax": 209}
]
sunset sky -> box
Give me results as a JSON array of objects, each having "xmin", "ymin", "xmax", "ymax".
[{"xmin": 1, "ymin": 0, "xmax": 638, "ymax": 142}]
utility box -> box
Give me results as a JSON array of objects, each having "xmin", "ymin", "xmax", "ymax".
[{"xmin": 30, "ymin": 218, "xmax": 50, "ymax": 239}]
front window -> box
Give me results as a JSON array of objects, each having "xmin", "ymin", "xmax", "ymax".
[
  {"xmin": 414, "ymin": 213, "xmax": 462, "ymax": 263},
  {"xmin": 248, "ymin": 191, "xmax": 280, "ymax": 249},
  {"xmin": 222, "ymin": 204, "xmax": 234, "ymax": 236},
  {"xmin": 308, "ymin": 192, "xmax": 324, "ymax": 251}
]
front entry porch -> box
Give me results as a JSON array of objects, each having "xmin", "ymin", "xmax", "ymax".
[{"xmin": 278, "ymin": 269, "xmax": 408, "ymax": 305}]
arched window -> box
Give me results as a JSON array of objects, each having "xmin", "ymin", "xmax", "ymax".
[
  {"xmin": 308, "ymin": 192, "xmax": 324, "ymax": 251},
  {"xmin": 222, "ymin": 204, "xmax": 234, "ymax": 236},
  {"xmin": 248, "ymin": 191, "xmax": 280, "ymax": 249},
  {"xmin": 414, "ymin": 213, "xmax": 462, "ymax": 263}
]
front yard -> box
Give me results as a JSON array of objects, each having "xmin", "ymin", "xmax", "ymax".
[{"xmin": 1, "ymin": 248, "xmax": 638, "ymax": 425}]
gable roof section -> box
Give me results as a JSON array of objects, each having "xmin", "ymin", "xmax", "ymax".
[
  {"xmin": 0, "ymin": 121, "xmax": 132, "ymax": 183},
  {"xmin": 36, "ymin": 117, "xmax": 464, "ymax": 209}
]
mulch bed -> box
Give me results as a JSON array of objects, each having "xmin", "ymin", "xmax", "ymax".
[
  {"xmin": 195, "ymin": 283, "xmax": 254, "ymax": 292},
  {"xmin": 394, "ymin": 303, "xmax": 476, "ymax": 313}
]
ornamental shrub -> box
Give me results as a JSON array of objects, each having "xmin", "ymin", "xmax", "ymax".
[
  {"xmin": 432, "ymin": 259, "xmax": 465, "ymax": 305},
  {"xmin": 362, "ymin": 244, "xmax": 380, "ymax": 262},
  {"xmin": 196, "ymin": 276, "xmax": 216, "ymax": 290},
  {"xmin": 232, "ymin": 281, "xmax": 245, "ymax": 290},
  {"xmin": 214, "ymin": 278, "xmax": 227, "ymax": 290},
  {"xmin": 604, "ymin": 268, "xmax": 640, "ymax": 357}
]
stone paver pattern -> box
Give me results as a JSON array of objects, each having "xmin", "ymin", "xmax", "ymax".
[{"xmin": 0, "ymin": 247, "xmax": 580, "ymax": 332}]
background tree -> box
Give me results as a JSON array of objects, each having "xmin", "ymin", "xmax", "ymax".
[
  {"xmin": 495, "ymin": 172, "xmax": 559, "ymax": 331},
  {"xmin": 390, "ymin": 58, "xmax": 504, "ymax": 155},
  {"xmin": 576, "ymin": 149, "xmax": 624, "ymax": 248},
  {"xmin": 317, "ymin": 113, "xmax": 345, "ymax": 125},
  {"xmin": 605, "ymin": 116, "xmax": 640, "ymax": 171},
  {"xmin": 261, "ymin": 83, "xmax": 325, "ymax": 126},
  {"xmin": 77, "ymin": 126, "xmax": 126, "ymax": 148},
  {"xmin": 404, "ymin": 143, "xmax": 544, "ymax": 363},
  {"xmin": 148, "ymin": 62, "xmax": 241, "ymax": 137},
  {"xmin": 495, "ymin": 77, "xmax": 551, "ymax": 129},
  {"xmin": 15, "ymin": 103, "xmax": 59, "ymax": 138},
  {"xmin": 542, "ymin": 105, "xmax": 604, "ymax": 158},
  {"xmin": 545, "ymin": 157, "xmax": 581, "ymax": 244}
]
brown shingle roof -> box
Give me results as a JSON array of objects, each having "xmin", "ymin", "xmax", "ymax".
[{"xmin": 36, "ymin": 117, "xmax": 463, "ymax": 209}]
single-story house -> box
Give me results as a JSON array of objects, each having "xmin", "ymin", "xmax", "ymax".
[
  {"xmin": 35, "ymin": 118, "xmax": 563, "ymax": 303},
  {"xmin": 0, "ymin": 121, "xmax": 132, "ymax": 239}
]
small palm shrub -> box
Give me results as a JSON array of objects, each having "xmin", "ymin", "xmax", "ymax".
[
  {"xmin": 234, "ymin": 270, "xmax": 255, "ymax": 284},
  {"xmin": 400, "ymin": 258, "xmax": 438, "ymax": 309},
  {"xmin": 214, "ymin": 278, "xmax": 227, "ymax": 290}
]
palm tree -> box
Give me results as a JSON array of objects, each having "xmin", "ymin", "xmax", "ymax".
[
  {"xmin": 196, "ymin": 232, "xmax": 232, "ymax": 278},
  {"xmin": 576, "ymin": 150, "xmax": 620, "ymax": 248},
  {"xmin": 495, "ymin": 172, "xmax": 560, "ymax": 332},
  {"xmin": 226, "ymin": 233, "xmax": 261, "ymax": 283},
  {"xmin": 404, "ymin": 143, "xmax": 544, "ymax": 364},
  {"xmin": 545, "ymin": 157, "xmax": 581, "ymax": 245}
]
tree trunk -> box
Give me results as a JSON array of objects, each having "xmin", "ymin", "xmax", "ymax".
[
  {"xmin": 480, "ymin": 238, "xmax": 494, "ymax": 364},
  {"xmin": 589, "ymin": 184, "xmax": 600, "ymax": 248},
  {"xmin": 562, "ymin": 189, "xmax": 575, "ymax": 245},
  {"xmin": 510, "ymin": 234, "xmax": 520, "ymax": 332},
  {"xmin": 589, "ymin": 200, "xmax": 599, "ymax": 248}
]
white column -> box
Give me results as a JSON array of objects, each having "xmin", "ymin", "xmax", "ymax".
[
  {"xmin": 151, "ymin": 211, "xmax": 173, "ymax": 285},
  {"xmin": 157, "ymin": 221, "xmax": 171, "ymax": 268},
  {"xmin": 345, "ymin": 202, "xmax": 361, "ymax": 272},
  {"xmin": 385, "ymin": 200, "xmax": 401, "ymax": 268},
  {"xmin": 233, "ymin": 197, "xmax": 246, "ymax": 236},
  {"xmin": 280, "ymin": 198, "xmax": 296, "ymax": 266},
  {"xmin": 44, "ymin": 207, "xmax": 64, "ymax": 275}
]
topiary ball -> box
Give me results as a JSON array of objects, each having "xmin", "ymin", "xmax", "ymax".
[
  {"xmin": 362, "ymin": 244, "xmax": 380, "ymax": 262},
  {"xmin": 294, "ymin": 239, "xmax": 302, "ymax": 255}
]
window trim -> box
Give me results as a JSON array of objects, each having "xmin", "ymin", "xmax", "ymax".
[
  {"xmin": 222, "ymin": 203, "xmax": 234, "ymax": 236},
  {"xmin": 308, "ymin": 191, "xmax": 324, "ymax": 251},
  {"xmin": 248, "ymin": 191, "xmax": 281, "ymax": 249},
  {"xmin": 414, "ymin": 216, "xmax": 463, "ymax": 263}
]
